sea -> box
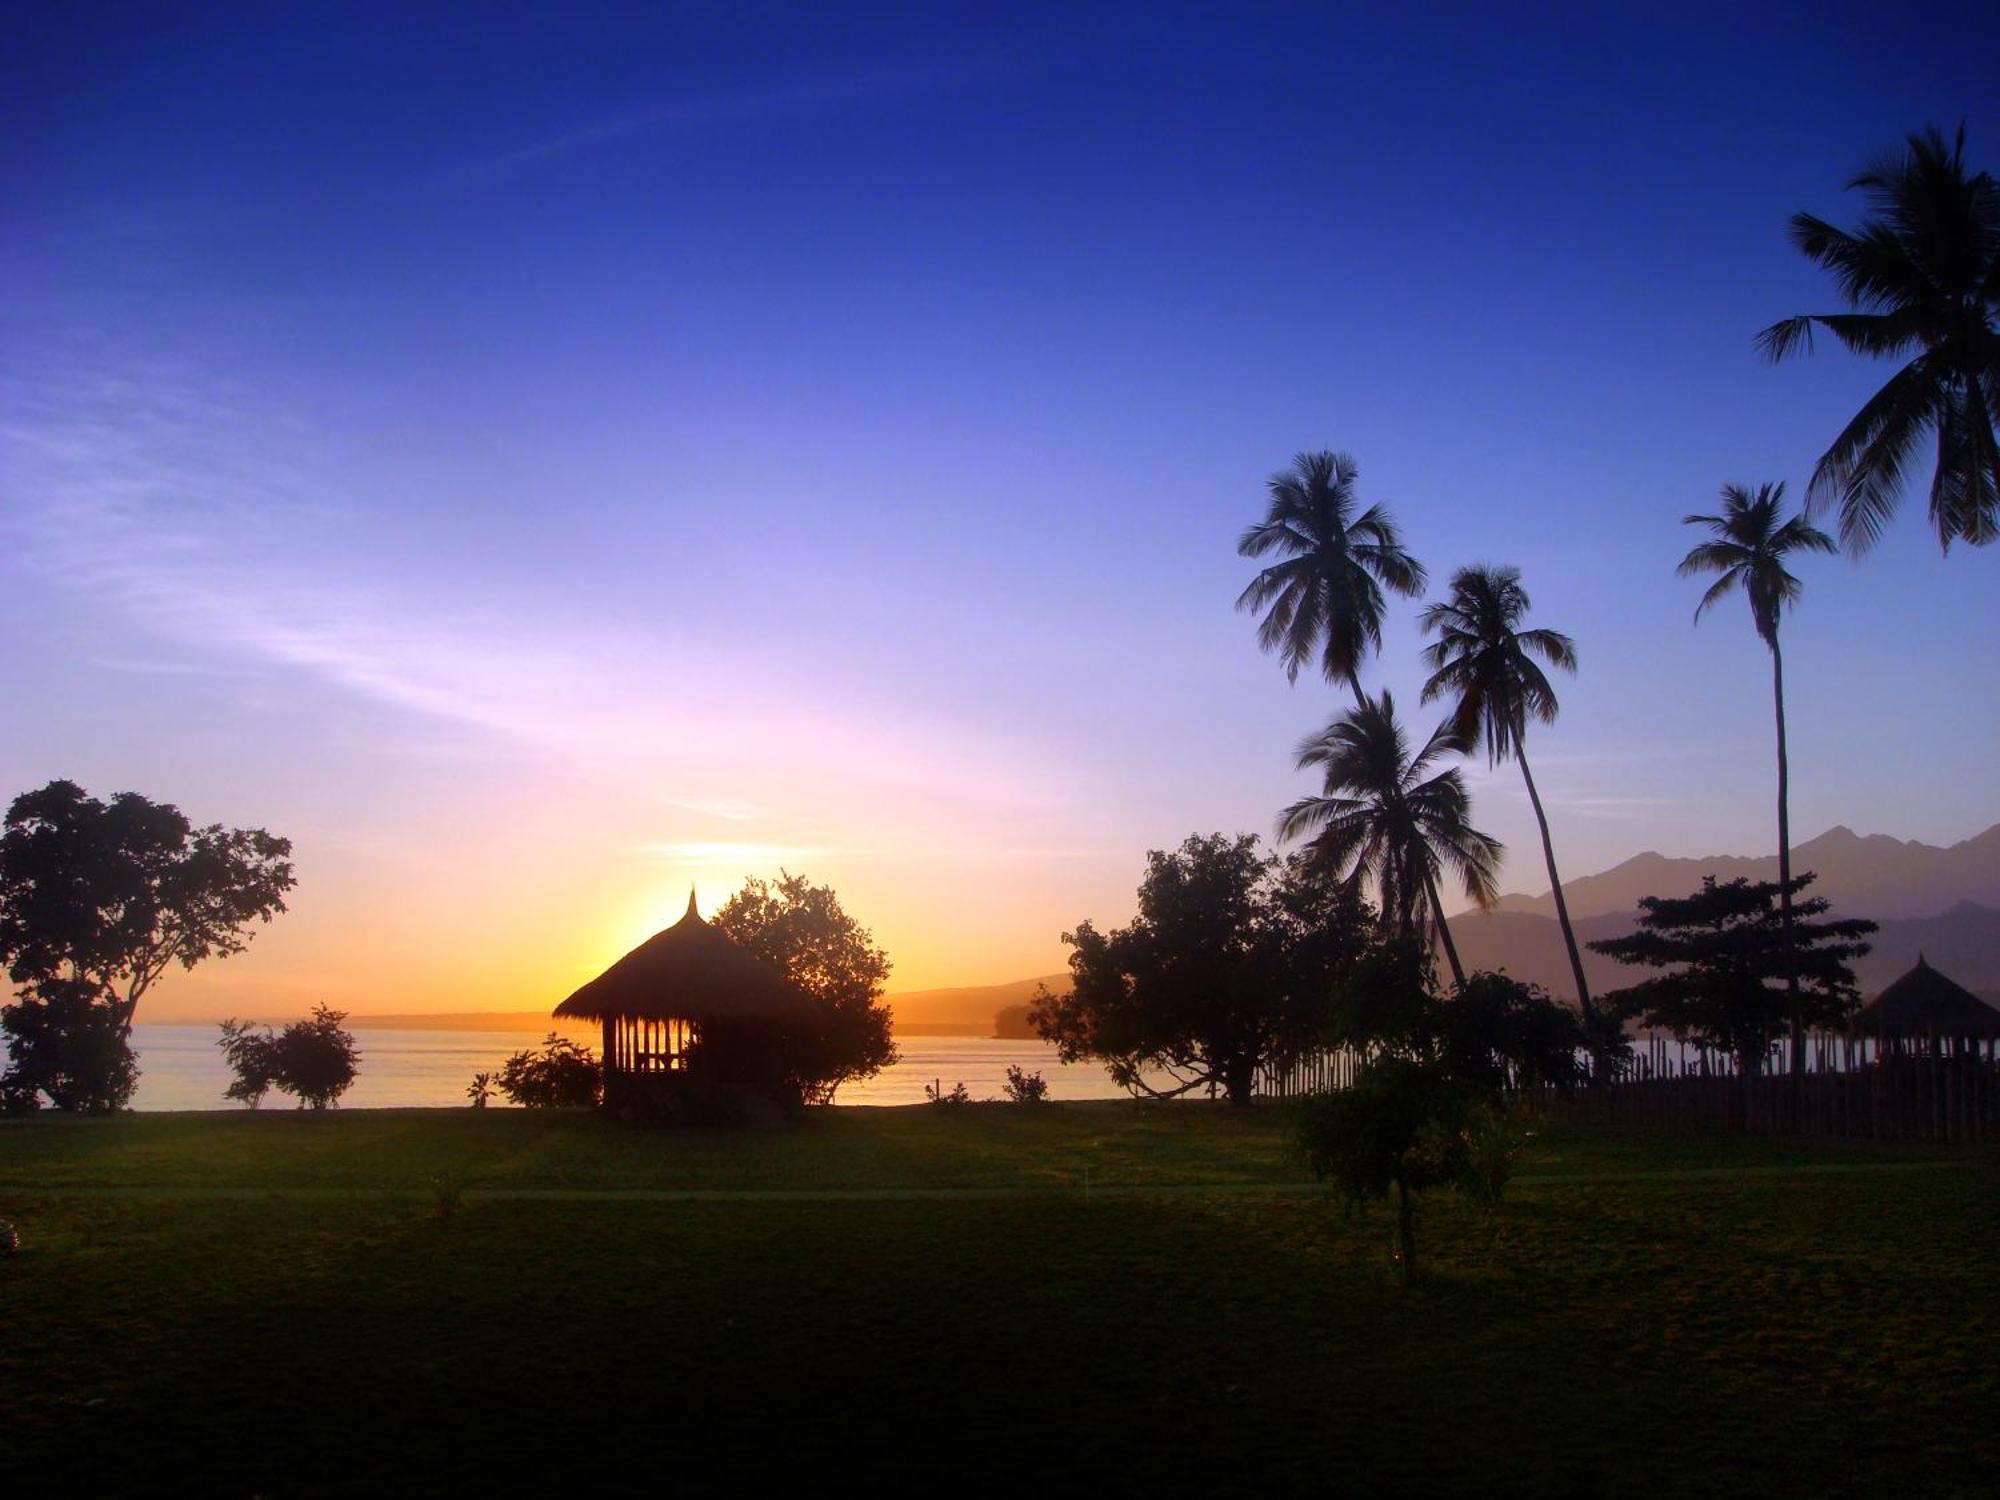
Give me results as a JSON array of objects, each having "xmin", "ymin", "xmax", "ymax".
[{"xmin": 126, "ymin": 1024, "xmax": 1141, "ymax": 1110}]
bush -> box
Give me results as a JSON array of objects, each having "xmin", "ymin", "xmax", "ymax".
[
  {"xmin": 466, "ymin": 1071, "xmax": 494, "ymax": 1108},
  {"xmin": 924, "ymin": 1079, "xmax": 971, "ymax": 1108},
  {"xmin": 495, "ymin": 1033, "xmax": 601, "ymax": 1108},
  {"xmin": 1294, "ymin": 1055, "xmax": 1518, "ymax": 1289},
  {"xmin": 216, "ymin": 1004, "xmax": 360, "ymax": 1109},
  {"xmin": 1001, "ymin": 1065, "xmax": 1049, "ymax": 1104},
  {"xmin": 3, "ymin": 977, "xmax": 138, "ymax": 1113}
]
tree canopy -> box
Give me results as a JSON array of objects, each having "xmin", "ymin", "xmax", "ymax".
[
  {"xmin": 1030, "ymin": 833, "xmax": 1371, "ymax": 1104},
  {"xmin": 712, "ymin": 872, "xmax": 897, "ymax": 1105},
  {"xmin": 0, "ymin": 780, "xmax": 296, "ymax": 1026},
  {"xmin": 1589, "ymin": 874, "xmax": 1875, "ymax": 1072}
]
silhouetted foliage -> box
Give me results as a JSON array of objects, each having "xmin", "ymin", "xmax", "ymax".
[
  {"xmin": 1, "ymin": 977, "xmax": 137, "ymax": 1114},
  {"xmin": 0, "ymin": 780, "xmax": 295, "ymax": 1027},
  {"xmin": 1236, "ymin": 450, "xmax": 1426, "ymax": 698},
  {"xmin": 1331, "ymin": 940, "xmax": 1597, "ymax": 1091},
  {"xmin": 216, "ymin": 1004, "xmax": 360, "ymax": 1109},
  {"xmin": 924, "ymin": 1079, "xmax": 971, "ymax": 1107},
  {"xmin": 1002, "ymin": 1065, "xmax": 1049, "ymax": 1104},
  {"xmin": 1295, "ymin": 1056, "xmax": 1515, "ymax": 1290},
  {"xmin": 496, "ymin": 1033, "xmax": 602, "ymax": 1108},
  {"xmin": 1590, "ymin": 874, "xmax": 1875, "ymax": 1073},
  {"xmin": 992, "ymin": 1003, "xmax": 1037, "ymax": 1039},
  {"xmin": 1419, "ymin": 564, "xmax": 1596, "ymax": 1020},
  {"xmin": 1679, "ymin": 483, "xmax": 1837, "ymax": 1082},
  {"xmin": 217, "ymin": 1018, "xmax": 279, "ymax": 1106},
  {"xmin": 1031, "ymin": 834, "xmax": 1371, "ymax": 1104},
  {"xmin": 467, "ymin": 1071, "xmax": 494, "ymax": 1108},
  {"xmin": 712, "ymin": 872, "xmax": 897, "ymax": 1105},
  {"xmin": 1278, "ymin": 693, "xmax": 1501, "ymax": 987},
  {"xmin": 1760, "ymin": 124, "xmax": 2000, "ymax": 553},
  {"xmin": 0, "ymin": 780, "xmax": 293, "ymax": 1111}
]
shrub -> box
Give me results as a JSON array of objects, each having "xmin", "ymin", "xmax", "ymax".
[
  {"xmin": 924, "ymin": 1079, "xmax": 971, "ymax": 1108},
  {"xmin": 216, "ymin": 1004, "xmax": 360, "ymax": 1109},
  {"xmin": 1001, "ymin": 1065, "xmax": 1049, "ymax": 1104},
  {"xmin": 466, "ymin": 1071, "xmax": 494, "ymax": 1108},
  {"xmin": 1294, "ymin": 1055, "xmax": 1518, "ymax": 1289},
  {"xmin": 495, "ymin": 1033, "xmax": 601, "ymax": 1108}
]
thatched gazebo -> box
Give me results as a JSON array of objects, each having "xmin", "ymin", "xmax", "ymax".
[
  {"xmin": 1853, "ymin": 955, "xmax": 2000, "ymax": 1056},
  {"xmin": 554, "ymin": 890, "xmax": 819, "ymax": 1122}
]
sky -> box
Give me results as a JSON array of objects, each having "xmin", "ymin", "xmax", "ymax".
[{"xmin": 4, "ymin": 2, "xmax": 1997, "ymax": 1021}]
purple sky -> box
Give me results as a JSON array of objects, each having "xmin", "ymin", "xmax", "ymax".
[{"xmin": 3, "ymin": 3, "xmax": 1996, "ymax": 1015}]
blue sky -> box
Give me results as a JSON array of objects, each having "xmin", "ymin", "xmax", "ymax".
[{"xmin": 3, "ymin": 2, "xmax": 1997, "ymax": 1013}]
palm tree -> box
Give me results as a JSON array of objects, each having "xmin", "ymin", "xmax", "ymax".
[
  {"xmin": 1758, "ymin": 124, "xmax": 2000, "ymax": 553},
  {"xmin": 1418, "ymin": 566, "xmax": 1594, "ymax": 1016},
  {"xmin": 1278, "ymin": 691, "xmax": 1502, "ymax": 988},
  {"xmin": 1237, "ymin": 451, "xmax": 1427, "ymax": 703},
  {"xmin": 1678, "ymin": 483, "xmax": 1836, "ymax": 1082}
]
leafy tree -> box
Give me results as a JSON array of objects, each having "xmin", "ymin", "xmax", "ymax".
[
  {"xmin": 1759, "ymin": 125, "xmax": 2000, "ymax": 553},
  {"xmin": 1420, "ymin": 565, "xmax": 1595, "ymax": 1019},
  {"xmin": 1030, "ymin": 835, "xmax": 1370, "ymax": 1104},
  {"xmin": 0, "ymin": 779, "xmax": 294, "ymax": 1042},
  {"xmin": 1678, "ymin": 485, "xmax": 1836, "ymax": 1082},
  {"xmin": 712, "ymin": 872, "xmax": 897, "ymax": 1105},
  {"xmin": 216, "ymin": 1004, "xmax": 359, "ymax": 1108},
  {"xmin": 270, "ymin": 1005, "xmax": 360, "ymax": 1108},
  {"xmin": 1589, "ymin": 874, "xmax": 1875, "ymax": 1074},
  {"xmin": 1278, "ymin": 692, "xmax": 1501, "ymax": 987},
  {"xmin": 1295, "ymin": 1056, "xmax": 1513, "ymax": 1291},
  {"xmin": 1296, "ymin": 950, "xmax": 1588, "ymax": 1287},
  {"xmin": 1, "ymin": 977, "xmax": 138, "ymax": 1113},
  {"xmin": 496, "ymin": 1033, "xmax": 602, "ymax": 1108},
  {"xmin": 217, "ymin": 1018, "xmax": 280, "ymax": 1106},
  {"xmin": 1236, "ymin": 450, "xmax": 1426, "ymax": 701}
]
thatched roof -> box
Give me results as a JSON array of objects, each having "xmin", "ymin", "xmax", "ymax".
[
  {"xmin": 1853, "ymin": 955, "xmax": 2000, "ymax": 1039},
  {"xmin": 554, "ymin": 891, "xmax": 818, "ymax": 1025}
]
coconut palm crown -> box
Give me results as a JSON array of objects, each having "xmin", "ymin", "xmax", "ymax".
[
  {"xmin": 1417, "ymin": 566, "xmax": 1577, "ymax": 766},
  {"xmin": 1236, "ymin": 451, "xmax": 1427, "ymax": 698},
  {"xmin": 1277, "ymin": 690, "xmax": 1501, "ymax": 986},
  {"xmin": 1758, "ymin": 124, "xmax": 2000, "ymax": 553},
  {"xmin": 1677, "ymin": 483, "xmax": 1835, "ymax": 645}
]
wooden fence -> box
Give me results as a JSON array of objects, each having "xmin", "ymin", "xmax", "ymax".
[{"xmin": 1260, "ymin": 1031, "xmax": 2000, "ymax": 1143}]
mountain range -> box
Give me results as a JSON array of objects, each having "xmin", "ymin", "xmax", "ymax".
[{"xmin": 888, "ymin": 823, "xmax": 2000, "ymax": 1029}]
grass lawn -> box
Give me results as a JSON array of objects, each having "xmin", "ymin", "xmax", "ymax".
[{"xmin": 1, "ymin": 1104, "xmax": 1993, "ymax": 1497}]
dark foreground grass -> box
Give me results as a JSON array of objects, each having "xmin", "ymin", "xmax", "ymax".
[{"xmin": 1, "ymin": 1106, "xmax": 1994, "ymax": 1498}]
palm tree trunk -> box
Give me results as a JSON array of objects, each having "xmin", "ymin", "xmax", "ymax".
[
  {"xmin": 1421, "ymin": 868, "xmax": 1467, "ymax": 989},
  {"xmin": 1344, "ymin": 669, "xmax": 1369, "ymax": 709},
  {"xmin": 1516, "ymin": 748, "xmax": 1593, "ymax": 1015},
  {"xmin": 1771, "ymin": 633, "xmax": 1803, "ymax": 1113}
]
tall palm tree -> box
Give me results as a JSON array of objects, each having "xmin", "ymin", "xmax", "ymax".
[
  {"xmin": 1678, "ymin": 483, "xmax": 1836, "ymax": 1081},
  {"xmin": 1278, "ymin": 691, "xmax": 1502, "ymax": 988},
  {"xmin": 1237, "ymin": 451, "xmax": 1427, "ymax": 703},
  {"xmin": 1758, "ymin": 124, "xmax": 2000, "ymax": 553},
  {"xmin": 1418, "ymin": 566, "xmax": 1593, "ymax": 1015}
]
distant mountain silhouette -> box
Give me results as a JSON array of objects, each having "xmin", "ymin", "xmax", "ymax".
[
  {"xmin": 1452, "ymin": 900, "xmax": 2000, "ymax": 1003},
  {"xmin": 886, "ymin": 974, "xmax": 1068, "ymax": 1034},
  {"xmin": 1491, "ymin": 822, "xmax": 2000, "ymax": 922}
]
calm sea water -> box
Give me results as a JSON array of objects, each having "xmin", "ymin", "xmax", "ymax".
[{"xmin": 127, "ymin": 1024, "xmax": 1137, "ymax": 1110}]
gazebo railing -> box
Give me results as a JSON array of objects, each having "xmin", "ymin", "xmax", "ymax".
[{"xmin": 604, "ymin": 1016, "xmax": 697, "ymax": 1074}]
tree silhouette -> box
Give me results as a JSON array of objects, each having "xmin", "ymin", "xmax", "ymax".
[
  {"xmin": 1590, "ymin": 874, "xmax": 1874, "ymax": 1074},
  {"xmin": 1759, "ymin": 125, "xmax": 2000, "ymax": 553},
  {"xmin": 1678, "ymin": 483, "xmax": 1836, "ymax": 1085},
  {"xmin": 1419, "ymin": 565, "xmax": 1594, "ymax": 1019},
  {"xmin": 1278, "ymin": 692, "xmax": 1501, "ymax": 988},
  {"xmin": 1236, "ymin": 450, "xmax": 1426, "ymax": 701}
]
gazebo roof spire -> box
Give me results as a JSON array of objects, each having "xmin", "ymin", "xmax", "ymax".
[{"xmin": 685, "ymin": 885, "xmax": 701, "ymax": 922}]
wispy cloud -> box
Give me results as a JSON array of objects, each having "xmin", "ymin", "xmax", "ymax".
[{"xmin": 434, "ymin": 64, "xmax": 970, "ymax": 187}]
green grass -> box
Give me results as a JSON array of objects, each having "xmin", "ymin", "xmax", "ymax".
[{"xmin": 1, "ymin": 1105, "xmax": 1994, "ymax": 1497}]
